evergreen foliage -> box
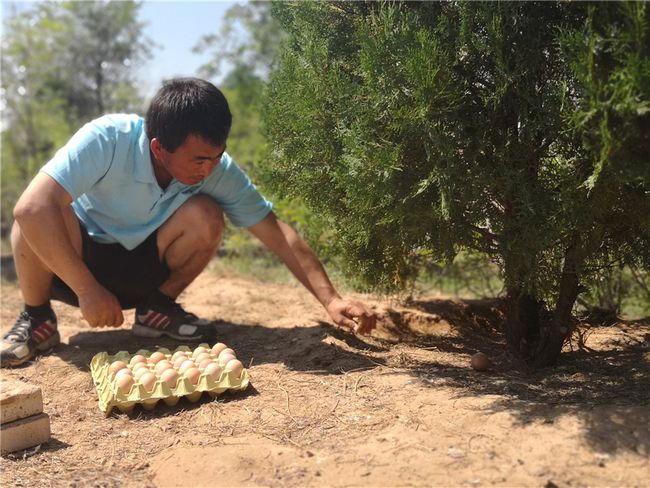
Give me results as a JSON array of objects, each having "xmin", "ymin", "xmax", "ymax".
[{"xmin": 263, "ymin": 1, "xmax": 650, "ymax": 365}]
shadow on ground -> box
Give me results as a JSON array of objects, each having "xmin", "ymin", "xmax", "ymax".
[
  {"xmin": 375, "ymin": 297, "xmax": 650, "ymax": 458},
  {"xmin": 48, "ymin": 294, "xmax": 650, "ymax": 458},
  {"xmin": 57, "ymin": 319, "xmax": 386, "ymax": 376}
]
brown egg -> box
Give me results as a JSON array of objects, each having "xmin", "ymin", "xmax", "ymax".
[
  {"xmin": 173, "ymin": 355, "xmax": 189, "ymax": 369},
  {"xmin": 224, "ymin": 359, "xmax": 244, "ymax": 378},
  {"xmin": 114, "ymin": 368, "xmax": 133, "ymax": 379},
  {"xmin": 470, "ymin": 352, "xmax": 492, "ymax": 371},
  {"xmin": 108, "ymin": 360, "xmax": 128, "ymax": 377},
  {"xmin": 192, "ymin": 346, "xmax": 209, "ymax": 358},
  {"xmin": 197, "ymin": 358, "xmax": 213, "ymax": 370},
  {"xmin": 184, "ymin": 367, "xmax": 201, "ymax": 385},
  {"xmin": 139, "ymin": 371, "xmax": 157, "ymax": 391},
  {"xmin": 148, "ymin": 351, "xmax": 166, "ymax": 364},
  {"xmin": 115, "ymin": 374, "xmax": 134, "ymax": 394},
  {"xmin": 211, "ymin": 342, "xmax": 227, "ymax": 356},
  {"xmin": 218, "ymin": 348, "xmax": 236, "ymax": 359},
  {"xmin": 134, "ymin": 366, "xmax": 152, "ymax": 380},
  {"xmin": 171, "ymin": 350, "xmax": 188, "ymax": 362},
  {"xmin": 204, "ymin": 362, "xmax": 222, "ymax": 380},
  {"xmin": 160, "ymin": 368, "xmax": 179, "ymax": 388},
  {"xmin": 194, "ymin": 352, "xmax": 211, "ymax": 364},
  {"xmin": 131, "ymin": 362, "xmax": 148, "ymax": 373},
  {"xmin": 129, "ymin": 354, "xmax": 147, "ymax": 366},
  {"xmin": 178, "ymin": 359, "xmax": 196, "ymax": 374},
  {"xmin": 155, "ymin": 360, "xmax": 173, "ymax": 375},
  {"xmin": 218, "ymin": 353, "xmax": 236, "ymax": 366}
]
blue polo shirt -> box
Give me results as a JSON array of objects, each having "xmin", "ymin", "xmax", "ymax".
[{"xmin": 41, "ymin": 114, "xmax": 273, "ymax": 250}]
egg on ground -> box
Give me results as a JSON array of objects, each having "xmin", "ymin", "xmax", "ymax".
[{"xmin": 470, "ymin": 352, "xmax": 492, "ymax": 371}]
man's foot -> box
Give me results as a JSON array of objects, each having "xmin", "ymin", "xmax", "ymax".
[
  {"xmin": 133, "ymin": 300, "xmax": 216, "ymax": 341},
  {"xmin": 0, "ymin": 312, "xmax": 60, "ymax": 367}
]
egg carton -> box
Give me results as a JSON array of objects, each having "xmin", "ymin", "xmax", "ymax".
[{"xmin": 90, "ymin": 344, "xmax": 249, "ymax": 415}]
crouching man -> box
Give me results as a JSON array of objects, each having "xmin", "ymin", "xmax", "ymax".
[{"xmin": 1, "ymin": 77, "xmax": 376, "ymax": 367}]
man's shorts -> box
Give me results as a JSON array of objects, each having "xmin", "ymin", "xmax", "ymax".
[{"xmin": 51, "ymin": 223, "xmax": 170, "ymax": 310}]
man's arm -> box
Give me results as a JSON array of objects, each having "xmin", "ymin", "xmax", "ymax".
[
  {"xmin": 248, "ymin": 212, "xmax": 376, "ymax": 334},
  {"xmin": 13, "ymin": 172, "xmax": 123, "ymax": 327}
]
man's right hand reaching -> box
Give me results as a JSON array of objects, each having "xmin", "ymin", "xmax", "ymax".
[{"xmin": 77, "ymin": 283, "xmax": 124, "ymax": 327}]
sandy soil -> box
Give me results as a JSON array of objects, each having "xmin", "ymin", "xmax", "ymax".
[{"xmin": 1, "ymin": 265, "xmax": 649, "ymax": 487}]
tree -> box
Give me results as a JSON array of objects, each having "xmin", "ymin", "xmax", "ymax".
[
  {"xmin": 193, "ymin": 1, "xmax": 286, "ymax": 167},
  {"xmin": 1, "ymin": 0, "xmax": 152, "ymax": 227},
  {"xmin": 262, "ymin": 1, "xmax": 650, "ymax": 366}
]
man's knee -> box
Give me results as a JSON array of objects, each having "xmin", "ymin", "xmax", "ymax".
[
  {"xmin": 174, "ymin": 195, "xmax": 225, "ymax": 247},
  {"xmin": 11, "ymin": 210, "xmax": 82, "ymax": 255}
]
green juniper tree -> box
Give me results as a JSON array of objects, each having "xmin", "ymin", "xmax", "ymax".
[{"xmin": 263, "ymin": 1, "xmax": 650, "ymax": 366}]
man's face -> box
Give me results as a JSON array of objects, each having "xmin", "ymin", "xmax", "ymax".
[{"xmin": 152, "ymin": 134, "xmax": 226, "ymax": 186}]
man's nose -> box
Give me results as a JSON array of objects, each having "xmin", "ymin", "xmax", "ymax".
[{"xmin": 201, "ymin": 161, "xmax": 216, "ymax": 177}]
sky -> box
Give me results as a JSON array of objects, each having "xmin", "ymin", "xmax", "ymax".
[
  {"xmin": 1, "ymin": 0, "xmax": 240, "ymax": 96},
  {"xmin": 137, "ymin": 1, "xmax": 238, "ymax": 96}
]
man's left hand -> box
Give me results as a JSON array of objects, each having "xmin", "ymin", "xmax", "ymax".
[{"xmin": 326, "ymin": 297, "xmax": 377, "ymax": 335}]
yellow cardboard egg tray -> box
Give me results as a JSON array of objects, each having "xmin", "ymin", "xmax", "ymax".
[{"xmin": 90, "ymin": 344, "xmax": 249, "ymax": 415}]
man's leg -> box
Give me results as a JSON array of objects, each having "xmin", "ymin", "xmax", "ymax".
[
  {"xmin": 156, "ymin": 195, "xmax": 224, "ymax": 299},
  {"xmin": 132, "ymin": 195, "xmax": 224, "ymax": 341},
  {"xmin": 1, "ymin": 207, "xmax": 82, "ymax": 367}
]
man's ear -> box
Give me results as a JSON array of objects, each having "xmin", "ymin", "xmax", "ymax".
[{"xmin": 150, "ymin": 138, "xmax": 164, "ymax": 160}]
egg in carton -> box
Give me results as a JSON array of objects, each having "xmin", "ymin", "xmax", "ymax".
[{"xmin": 90, "ymin": 343, "xmax": 249, "ymax": 415}]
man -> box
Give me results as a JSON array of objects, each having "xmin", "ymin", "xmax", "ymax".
[{"xmin": 1, "ymin": 78, "xmax": 376, "ymax": 367}]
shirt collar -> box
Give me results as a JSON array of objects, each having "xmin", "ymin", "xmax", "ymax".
[{"xmin": 135, "ymin": 130, "xmax": 157, "ymax": 184}]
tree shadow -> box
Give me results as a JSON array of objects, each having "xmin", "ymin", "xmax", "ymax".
[
  {"xmin": 375, "ymin": 297, "xmax": 650, "ymax": 458},
  {"xmin": 376, "ymin": 297, "xmax": 508, "ymax": 358}
]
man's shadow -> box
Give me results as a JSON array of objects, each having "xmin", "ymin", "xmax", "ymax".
[{"xmin": 56, "ymin": 318, "xmax": 388, "ymax": 375}]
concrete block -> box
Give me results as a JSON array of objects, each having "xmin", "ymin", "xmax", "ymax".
[
  {"xmin": 0, "ymin": 379, "xmax": 43, "ymax": 424},
  {"xmin": 1, "ymin": 412, "xmax": 50, "ymax": 456}
]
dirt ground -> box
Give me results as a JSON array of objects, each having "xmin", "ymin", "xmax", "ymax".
[{"xmin": 1, "ymin": 264, "xmax": 649, "ymax": 487}]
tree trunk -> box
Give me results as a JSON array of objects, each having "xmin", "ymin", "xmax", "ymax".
[
  {"xmin": 506, "ymin": 243, "xmax": 585, "ymax": 367},
  {"xmin": 506, "ymin": 291, "xmax": 544, "ymax": 362},
  {"xmin": 531, "ymin": 243, "xmax": 584, "ymax": 367}
]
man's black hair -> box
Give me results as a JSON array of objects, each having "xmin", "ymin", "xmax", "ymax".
[{"xmin": 145, "ymin": 77, "xmax": 232, "ymax": 152}]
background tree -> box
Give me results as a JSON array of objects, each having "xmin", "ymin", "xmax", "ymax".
[
  {"xmin": 193, "ymin": 1, "xmax": 285, "ymax": 170},
  {"xmin": 1, "ymin": 0, "xmax": 152, "ymax": 230},
  {"xmin": 263, "ymin": 1, "xmax": 649, "ymax": 366},
  {"xmin": 193, "ymin": 1, "xmax": 313, "ymax": 259}
]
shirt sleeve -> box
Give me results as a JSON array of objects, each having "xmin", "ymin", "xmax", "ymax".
[
  {"xmin": 200, "ymin": 153, "xmax": 273, "ymax": 227},
  {"xmin": 40, "ymin": 119, "xmax": 115, "ymax": 199}
]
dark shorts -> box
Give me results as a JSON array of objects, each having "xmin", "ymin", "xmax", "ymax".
[{"xmin": 51, "ymin": 224, "xmax": 170, "ymax": 310}]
